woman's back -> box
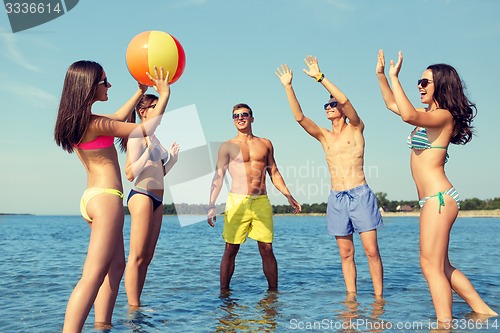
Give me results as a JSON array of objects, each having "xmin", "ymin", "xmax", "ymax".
[{"xmin": 75, "ymin": 145, "xmax": 122, "ymax": 190}]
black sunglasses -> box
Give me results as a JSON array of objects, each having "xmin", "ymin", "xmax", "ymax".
[
  {"xmin": 98, "ymin": 77, "xmax": 108, "ymax": 87},
  {"xmin": 232, "ymin": 112, "xmax": 251, "ymax": 120},
  {"xmin": 324, "ymin": 101, "xmax": 338, "ymax": 110},
  {"xmin": 417, "ymin": 78, "xmax": 433, "ymax": 88}
]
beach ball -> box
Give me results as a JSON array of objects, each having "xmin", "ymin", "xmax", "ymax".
[{"xmin": 126, "ymin": 30, "xmax": 186, "ymax": 86}]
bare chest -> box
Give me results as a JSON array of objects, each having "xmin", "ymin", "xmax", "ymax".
[
  {"xmin": 324, "ymin": 130, "xmax": 362, "ymax": 155},
  {"xmin": 229, "ymin": 141, "xmax": 268, "ymax": 164}
]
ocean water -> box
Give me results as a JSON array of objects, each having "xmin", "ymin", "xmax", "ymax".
[{"xmin": 0, "ymin": 214, "xmax": 499, "ymax": 333}]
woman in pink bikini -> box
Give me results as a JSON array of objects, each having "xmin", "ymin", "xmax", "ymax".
[
  {"xmin": 376, "ymin": 50, "xmax": 497, "ymax": 325},
  {"xmin": 54, "ymin": 60, "xmax": 170, "ymax": 332}
]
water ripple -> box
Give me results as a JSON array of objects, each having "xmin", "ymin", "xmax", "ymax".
[{"xmin": 0, "ymin": 215, "xmax": 499, "ymax": 332}]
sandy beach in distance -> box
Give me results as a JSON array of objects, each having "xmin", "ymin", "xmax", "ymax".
[
  {"xmin": 274, "ymin": 209, "xmax": 500, "ymax": 218},
  {"xmin": 381, "ymin": 209, "xmax": 500, "ymax": 218}
]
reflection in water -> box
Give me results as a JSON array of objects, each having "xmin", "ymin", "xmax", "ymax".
[
  {"xmin": 216, "ymin": 290, "xmax": 279, "ymax": 332},
  {"xmin": 336, "ymin": 293, "xmax": 387, "ymax": 333},
  {"xmin": 256, "ymin": 291, "xmax": 279, "ymax": 332},
  {"xmin": 367, "ymin": 295, "xmax": 386, "ymax": 333},
  {"xmin": 124, "ymin": 305, "xmax": 156, "ymax": 333},
  {"xmin": 370, "ymin": 295, "xmax": 385, "ymax": 319},
  {"xmin": 337, "ymin": 292, "xmax": 361, "ymax": 333}
]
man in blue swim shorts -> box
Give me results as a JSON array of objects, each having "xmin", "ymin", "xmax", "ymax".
[
  {"xmin": 207, "ymin": 103, "xmax": 301, "ymax": 292},
  {"xmin": 276, "ymin": 56, "xmax": 384, "ymax": 296},
  {"xmin": 327, "ymin": 184, "xmax": 383, "ymax": 237}
]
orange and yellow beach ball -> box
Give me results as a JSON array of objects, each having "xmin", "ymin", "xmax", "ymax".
[{"xmin": 126, "ymin": 30, "xmax": 186, "ymax": 86}]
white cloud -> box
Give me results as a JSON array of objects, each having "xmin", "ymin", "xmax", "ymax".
[
  {"xmin": 0, "ymin": 26, "xmax": 42, "ymax": 73},
  {"xmin": 0, "ymin": 79, "xmax": 58, "ymax": 107},
  {"xmin": 0, "ymin": 26, "xmax": 57, "ymax": 107}
]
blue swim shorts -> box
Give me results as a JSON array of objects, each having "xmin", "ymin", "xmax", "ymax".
[{"xmin": 326, "ymin": 184, "xmax": 383, "ymax": 236}]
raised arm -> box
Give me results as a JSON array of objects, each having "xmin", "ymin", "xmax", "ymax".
[
  {"xmin": 144, "ymin": 67, "xmax": 170, "ymax": 120},
  {"xmin": 275, "ymin": 64, "xmax": 325, "ymax": 142},
  {"xmin": 265, "ymin": 140, "xmax": 301, "ymax": 214},
  {"xmin": 388, "ymin": 51, "xmax": 452, "ymax": 128},
  {"xmin": 376, "ymin": 50, "xmax": 400, "ymax": 115},
  {"xmin": 303, "ymin": 55, "xmax": 363, "ymax": 129},
  {"xmin": 137, "ymin": 67, "xmax": 171, "ymax": 136},
  {"xmin": 207, "ymin": 142, "xmax": 230, "ymax": 227},
  {"xmin": 89, "ymin": 67, "xmax": 171, "ymax": 140},
  {"xmin": 103, "ymin": 82, "xmax": 148, "ymax": 121}
]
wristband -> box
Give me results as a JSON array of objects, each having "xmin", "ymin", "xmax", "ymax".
[
  {"xmin": 207, "ymin": 203, "xmax": 216, "ymax": 211},
  {"xmin": 316, "ymin": 73, "xmax": 325, "ymax": 82}
]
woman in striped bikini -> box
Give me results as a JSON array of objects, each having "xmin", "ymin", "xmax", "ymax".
[{"xmin": 375, "ymin": 50, "xmax": 497, "ymax": 325}]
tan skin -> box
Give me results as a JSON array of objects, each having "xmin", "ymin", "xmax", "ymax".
[
  {"xmin": 207, "ymin": 107, "xmax": 301, "ymax": 291},
  {"xmin": 377, "ymin": 50, "xmax": 498, "ymax": 324},
  {"xmin": 124, "ymin": 99, "xmax": 179, "ymax": 308},
  {"xmin": 63, "ymin": 67, "xmax": 170, "ymax": 333},
  {"xmin": 124, "ymin": 99, "xmax": 179, "ymax": 198},
  {"xmin": 276, "ymin": 56, "xmax": 383, "ymax": 297}
]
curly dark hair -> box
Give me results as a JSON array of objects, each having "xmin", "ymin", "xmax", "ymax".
[{"xmin": 428, "ymin": 63, "xmax": 476, "ymax": 145}]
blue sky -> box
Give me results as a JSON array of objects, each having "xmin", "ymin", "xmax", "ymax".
[{"xmin": 1, "ymin": 0, "xmax": 499, "ymax": 215}]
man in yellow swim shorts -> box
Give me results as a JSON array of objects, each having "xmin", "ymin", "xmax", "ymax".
[{"xmin": 207, "ymin": 103, "xmax": 301, "ymax": 292}]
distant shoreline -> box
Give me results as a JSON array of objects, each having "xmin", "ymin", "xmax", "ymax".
[
  {"xmin": 1, "ymin": 210, "xmax": 500, "ymax": 218},
  {"xmin": 381, "ymin": 209, "xmax": 500, "ymax": 218},
  {"xmin": 273, "ymin": 209, "xmax": 500, "ymax": 218}
]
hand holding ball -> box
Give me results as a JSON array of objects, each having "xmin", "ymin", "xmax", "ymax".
[{"xmin": 126, "ymin": 31, "xmax": 186, "ymax": 86}]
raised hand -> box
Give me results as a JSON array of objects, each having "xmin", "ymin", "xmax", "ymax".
[
  {"xmin": 389, "ymin": 51, "xmax": 403, "ymax": 79},
  {"xmin": 376, "ymin": 49, "xmax": 386, "ymax": 76},
  {"xmin": 146, "ymin": 66, "xmax": 171, "ymax": 96},
  {"xmin": 275, "ymin": 64, "xmax": 293, "ymax": 87},
  {"xmin": 303, "ymin": 55, "xmax": 321, "ymax": 79},
  {"xmin": 138, "ymin": 82, "xmax": 149, "ymax": 94},
  {"xmin": 169, "ymin": 142, "xmax": 180, "ymax": 163}
]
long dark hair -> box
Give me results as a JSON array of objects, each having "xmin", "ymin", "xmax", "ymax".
[
  {"xmin": 54, "ymin": 60, "xmax": 103, "ymax": 153},
  {"xmin": 118, "ymin": 94, "xmax": 158, "ymax": 152},
  {"xmin": 428, "ymin": 63, "xmax": 476, "ymax": 145}
]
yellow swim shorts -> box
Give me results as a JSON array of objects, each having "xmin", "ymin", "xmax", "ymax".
[{"xmin": 223, "ymin": 193, "xmax": 274, "ymax": 244}]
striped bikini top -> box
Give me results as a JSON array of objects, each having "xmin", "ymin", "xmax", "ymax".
[{"xmin": 407, "ymin": 127, "xmax": 449, "ymax": 162}]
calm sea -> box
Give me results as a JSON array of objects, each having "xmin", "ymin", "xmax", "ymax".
[{"xmin": 0, "ymin": 214, "xmax": 499, "ymax": 333}]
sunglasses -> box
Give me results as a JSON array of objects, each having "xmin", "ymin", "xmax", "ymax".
[
  {"xmin": 417, "ymin": 78, "xmax": 433, "ymax": 88},
  {"xmin": 98, "ymin": 77, "xmax": 108, "ymax": 87},
  {"xmin": 232, "ymin": 112, "xmax": 251, "ymax": 120},
  {"xmin": 324, "ymin": 101, "xmax": 338, "ymax": 110}
]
